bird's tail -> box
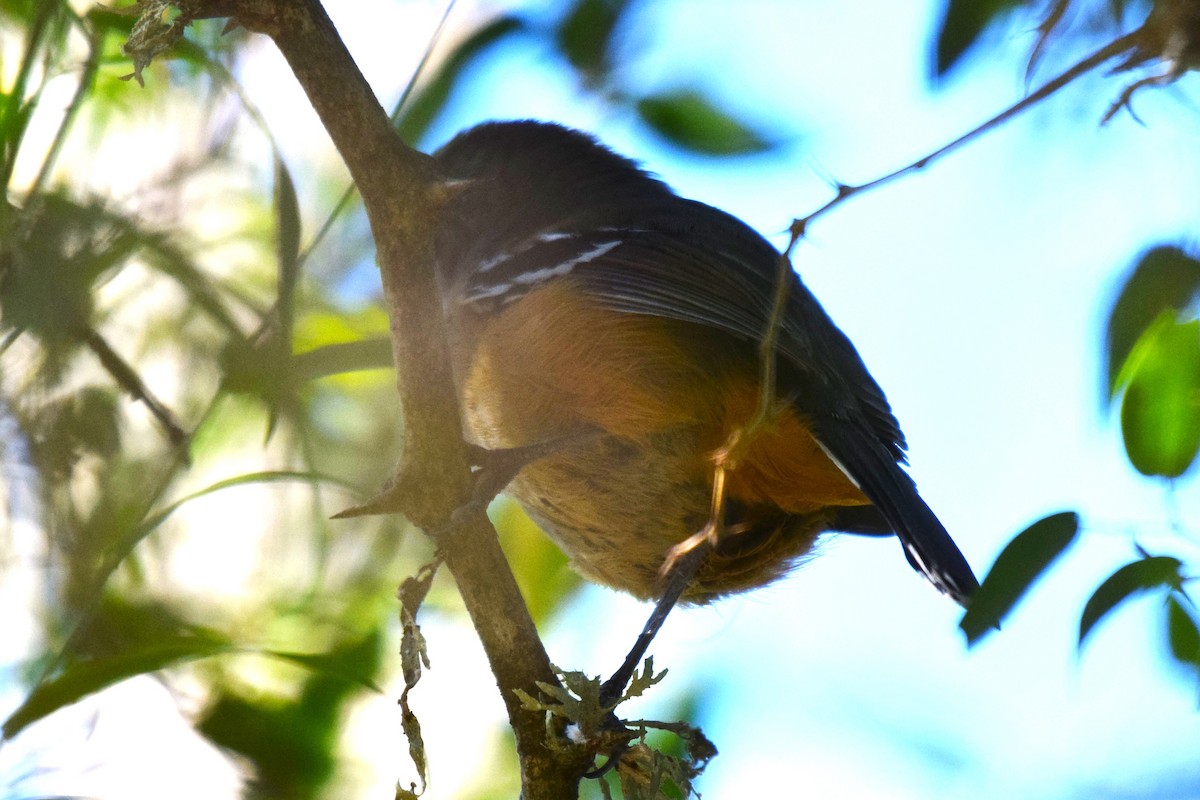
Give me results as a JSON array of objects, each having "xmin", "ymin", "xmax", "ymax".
[{"xmin": 817, "ymin": 423, "xmax": 978, "ymax": 607}]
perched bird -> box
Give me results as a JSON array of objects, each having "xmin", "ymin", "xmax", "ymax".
[{"xmin": 432, "ymin": 120, "xmax": 977, "ymax": 612}]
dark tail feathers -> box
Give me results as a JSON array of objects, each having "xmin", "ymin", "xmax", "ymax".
[{"xmin": 817, "ymin": 422, "xmax": 978, "ymax": 607}]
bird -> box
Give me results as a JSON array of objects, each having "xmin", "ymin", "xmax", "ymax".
[{"xmin": 431, "ymin": 120, "xmax": 977, "ymax": 624}]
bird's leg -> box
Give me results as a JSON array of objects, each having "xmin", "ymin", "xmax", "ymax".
[
  {"xmin": 602, "ymin": 373, "xmax": 794, "ymax": 702},
  {"xmin": 659, "ymin": 437, "xmax": 738, "ymax": 576},
  {"xmin": 599, "ymin": 542, "xmax": 709, "ymax": 707},
  {"xmin": 599, "ymin": 440, "xmax": 738, "ymax": 707}
]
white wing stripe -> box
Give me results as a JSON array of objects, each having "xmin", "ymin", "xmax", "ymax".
[{"xmin": 463, "ymin": 240, "xmax": 622, "ymax": 304}]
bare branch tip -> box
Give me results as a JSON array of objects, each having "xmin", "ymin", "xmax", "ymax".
[
  {"xmin": 789, "ymin": 218, "xmax": 808, "ymax": 242},
  {"xmin": 331, "ymin": 489, "xmax": 405, "ymax": 519}
]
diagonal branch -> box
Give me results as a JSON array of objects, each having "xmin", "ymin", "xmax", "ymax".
[
  {"xmin": 83, "ymin": 326, "xmax": 188, "ymax": 447},
  {"xmin": 791, "ymin": 29, "xmax": 1143, "ymax": 239},
  {"xmin": 158, "ymin": 0, "xmax": 590, "ymax": 794}
]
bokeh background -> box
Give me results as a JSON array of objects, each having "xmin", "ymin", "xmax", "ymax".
[{"xmin": 2, "ymin": 0, "xmax": 1200, "ymax": 797}]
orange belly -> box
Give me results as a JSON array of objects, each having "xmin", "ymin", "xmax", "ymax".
[{"xmin": 454, "ymin": 280, "xmax": 870, "ymax": 601}]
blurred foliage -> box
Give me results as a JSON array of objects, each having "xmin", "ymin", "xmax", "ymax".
[
  {"xmin": 959, "ymin": 511, "xmax": 1079, "ymax": 645},
  {"xmin": 1167, "ymin": 595, "xmax": 1200, "ymax": 682},
  {"xmin": 492, "ymin": 498, "xmax": 580, "ymax": 627},
  {"xmin": 556, "ymin": 0, "xmax": 630, "ymax": 83},
  {"xmin": 932, "ymin": 0, "xmax": 1152, "ymax": 78},
  {"xmin": 0, "ymin": 0, "xmax": 780, "ymax": 796},
  {"xmin": 394, "ymin": 15, "xmax": 526, "ymax": 146},
  {"xmin": 543, "ymin": 0, "xmax": 779, "ymax": 155},
  {"xmin": 1105, "ymin": 247, "xmax": 1200, "ymax": 398},
  {"xmin": 1079, "ymin": 555, "xmax": 1185, "ymax": 644},
  {"xmin": 635, "ymin": 90, "xmax": 774, "ymax": 156},
  {"xmin": 1070, "ymin": 242, "xmax": 1199, "ymax": 689},
  {"xmin": 942, "ymin": 0, "xmax": 1200, "ymax": 702},
  {"xmin": 934, "ymin": 0, "xmax": 1029, "ymax": 77},
  {"xmin": 964, "ymin": 356, "xmax": 1200, "ymax": 716},
  {"xmin": 1117, "ymin": 312, "xmax": 1200, "ymax": 478},
  {"xmin": 197, "ymin": 628, "xmax": 386, "ymax": 800},
  {"xmin": 0, "ymin": 0, "xmax": 442, "ymax": 795}
]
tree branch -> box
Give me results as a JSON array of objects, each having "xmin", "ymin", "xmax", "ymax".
[
  {"xmin": 175, "ymin": 0, "xmax": 590, "ymax": 793},
  {"xmin": 791, "ymin": 29, "xmax": 1143, "ymax": 238}
]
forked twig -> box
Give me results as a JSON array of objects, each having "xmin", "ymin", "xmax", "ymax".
[{"xmin": 791, "ymin": 29, "xmax": 1144, "ymax": 239}]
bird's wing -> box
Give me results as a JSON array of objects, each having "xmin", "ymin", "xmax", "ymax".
[{"xmin": 455, "ymin": 199, "xmax": 978, "ymax": 604}]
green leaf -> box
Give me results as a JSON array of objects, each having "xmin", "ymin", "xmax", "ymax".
[
  {"xmin": 220, "ymin": 333, "xmax": 292, "ymax": 400},
  {"xmin": 1118, "ymin": 313, "xmax": 1200, "ymax": 478},
  {"xmin": 269, "ymin": 650, "xmax": 383, "ymax": 694},
  {"xmin": 932, "ymin": 0, "xmax": 1027, "ymax": 78},
  {"xmin": 73, "ymin": 386, "xmax": 121, "ymax": 456},
  {"xmin": 0, "ymin": 195, "xmax": 129, "ymax": 350},
  {"xmin": 394, "ymin": 16, "xmax": 524, "ymax": 146},
  {"xmin": 555, "ymin": 0, "xmax": 631, "ymax": 83},
  {"xmin": 1079, "ymin": 556, "xmax": 1184, "ymax": 647},
  {"xmin": 31, "ymin": 386, "xmax": 121, "ymax": 477},
  {"xmin": 636, "ymin": 90, "xmax": 773, "ymax": 156},
  {"xmin": 199, "ymin": 631, "xmax": 384, "ymax": 799},
  {"xmin": 198, "ymin": 692, "xmax": 337, "ymax": 797},
  {"xmin": 3, "ymin": 632, "xmax": 234, "ymax": 740},
  {"xmin": 1167, "ymin": 594, "xmax": 1200, "ymax": 667},
  {"xmin": 4, "ymin": 629, "xmax": 385, "ymax": 742},
  {"xmin": 1106, "ymin": 246, "xmax": 1200, "ymax": 401},
  {"xmin": 72, "ymin": 471, "xmax": 355, "ymax": 636},
  {"xmin": 136, "ymin": 470, "xmax": 356, "ymax": 537},
  {"xmin": 274, "ymin": 154, "xmax": 302, "ymax": 334},
  {"xmin": 959, "ymin": 511, "xmax": 1079, "ymax": 645},
  {"xmin": 0, "ymin": 0, "xmax": 63, "ymax": 188},
  {"xmin": 292, "ymin": 337, "xmax": 394, "ymax": 382}
]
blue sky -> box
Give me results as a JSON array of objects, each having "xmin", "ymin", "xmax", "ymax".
[{"xmin": 400, "ymin": 0, "xmax": 1200, "ymax": 796}]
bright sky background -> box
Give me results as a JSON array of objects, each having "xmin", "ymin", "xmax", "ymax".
[
  {"xmin": 5, "ymin": 1, "xmax": 1200, "ymax": 798},
  {"xmin": 391, "ymin": 1, "xmax": 1200, "ymax": 797}
]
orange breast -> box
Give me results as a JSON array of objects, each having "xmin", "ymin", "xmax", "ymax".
[
  {"xmin": 459, "ymin": 280, "xmax": 715, "ymax": 448},
  {"xmin": 453, "ymin": 279, "xmax": 870, "ymax": 600}
]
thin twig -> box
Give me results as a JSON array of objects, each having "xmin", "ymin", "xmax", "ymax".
[
  {"xmin": 791, "ymin": 29, "xmax": 1143, "ymax": 239},
  {"xmin": 295, "ymin": 0, "xmax": 459, "ymax": 273},
  {"xmin": 32, "ymin": 388, "xmax": 222, "ymax": 689},
  {"xmin": 82, "ymin": 326, "xmax": 189, "ymax": 448},
  {"xmin": 753, "ymin": 248, "xmax": 792, "ymax": 427},
  {"xmin": 25, "ymin": 17, "xmax": 102, "ymax": 203}
]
